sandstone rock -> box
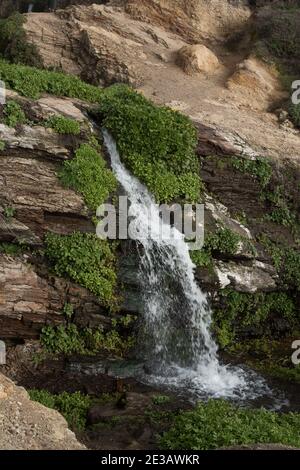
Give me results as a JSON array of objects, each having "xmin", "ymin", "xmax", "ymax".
[
  {"xmin": 0, "ymin": 372, "xmax": 85, "ymax": 450},
  {"xmin": 177, "ymin": 44, "xmax": 220, "ymax": 75},
  {"xmin": 227, "ymin": 57, "xmax": 287, "ymax": 111},
  {"xmin": 0, "ymin": 255, "xmax": 111, "ymax": 339},
  {"xmin": 124, "ymin": 0, "xmax": 251, "ymax": 43}
]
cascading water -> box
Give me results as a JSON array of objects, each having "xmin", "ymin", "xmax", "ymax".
[{"xmin": 103, "ymin": 130, "xmax": 274, "ymax": 401}]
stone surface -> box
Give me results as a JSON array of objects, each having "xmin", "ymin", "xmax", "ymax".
[
  {"xmin": 177, "ymin": 44, "xmax": 220, "ymax": 75},
  {"xmin": 215, "ymin": 260, "xmax": 278, "ymax": 293},
  {"xmin": 0, "ymin": 254, "xmax": 111, "ymax": 339},
  {"xmin": 0, "ymin": 372, "xmax": 85, "ymax": 450}
]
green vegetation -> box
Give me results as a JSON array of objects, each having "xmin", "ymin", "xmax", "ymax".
[
  {"xmin": 261, "ymin": 237, "xmax": 300, "ymax": 291},
  {"xmin": 45, "ymin": 115, "xmax": 81, "ymax": 135},
  {"xmin": 160, "ymin": 399, "xmax": 300, "ymax": 450},
  {"xmin": 289, "ymin": 101, "xmax": 300, "ymax": 128},
  {"xmin": 263, "ymin": 185, "xmax": 296, "ymax": 228},
  {"xmin": 2, "ymin": 100, "xmax": 26, "ymax": 127},
  {"xmin": 59, "ymin": 143, "xmax": 117, "ymax": 212},
  {"xmin": 214, "ymin": 289, "xmax": 297, "ymax": 348},
  {"xmin": 0, "ymin": 242, "xmax": 26, "ymax": 256},
  {"xmin": 0, "ymin": 140, "xmax": 5, "ymax": 151},
  {"xmin": 231, "ymin": 156, "xmax": 272, "ymax": 188},
  {"xmin": 0, "ymin": 59, "xmax": 103, "ymax": 101},
  {"xmin": 98, "ymin": 85, "xmax": 202, "ymax": 203},
  {"xmin": 2, "ymin": 205, "xmax": 16, "ymax": 220},
  {"xmin": 41, "ymin": 323, "xmax": 134, "ymax": 357},
  {"xmin": 190, "ymin": 227, "xmax": 241, "ymax": 268},
  {"xmin": 45, "ymin": 232, "xmax": 117, "ymax": 308},
  {"xmin": 29, "ymin": 389, "xmax": 91, "ymax": 431},
  {"xmin": 152, "ymin": 395, "xmax": 171, "ymax": 406},
  {"xmin": 0, "ymin": 13, "xmax": 41, "ymax": 67}
]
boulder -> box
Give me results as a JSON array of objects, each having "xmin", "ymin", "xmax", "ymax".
[
  {"xmin": 177, "ymin": 44, "xmax": 220, "ymax": 75},
  {"xmin": 0, "ymin": 372, "xmax": 85, "ymax": 450}
]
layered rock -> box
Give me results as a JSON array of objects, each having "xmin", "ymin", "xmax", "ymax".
[{"xmin": 0, "ymin": 372, "xmax": 85, "ymax": 450}]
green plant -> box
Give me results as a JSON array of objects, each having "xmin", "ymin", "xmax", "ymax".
[
  {"xmin": 0, "ymin": 140, "xmax": 5, "ymax": 150},
  {"xmin": 0, "ymin": 59, "xmax": 103, "ymax": 101},
  {"xmin": 152, "ymin": 395, "xmax": 171, "ymax": 406},
  {"xmin": 190, "ymin": 227, "xmax": 241, "ymax": 269},
  {"xmin": 63, "ymin": 302, "xmax": 74, "ymax": 320},
  {"xmin": 231, "ymin": 156, "xmax": 272, "ymax": 188},
  {"xmin": 59, "ymin": 143, "xmax": 117, "ymax": 212},
  {"xmin": 159, "ymin": 399, "xmax": 300, "ymax": 450},
  {"xmin": 40, "ymin": 323, "xmax": 134, "ymax": 357},
  {"xmin": 98, "ymin": 84, "xmax": 202, "ymax": 203},
  {"xmin": 29, "ymin": 389, "xmax": 91, "ymax": 431},
  {"xmin": 0, "ymin": 242, "xmax": 25, "ymax": 255},
  {"xmin": 289, "ymin": 103, "xmax": 300, "ymax": 127},
  {"xmin": 3, "ymin": 205, "xmax": 16, "ymax": 220},
  {"xmin": 0, "ymin": 13, "xmax": 41, "ymax": 66},
  {"xmin": 45, "ymin": 232, "xmax": 118, "ymax": 308},
  {"xmin": 214, "ymin": 290, "xmax": 297, "ymax": 348},
  {"xmin": 45, "ymin": 115, "xmax": 81, "ymax": 135},
  {"xmin": 3, "ymin": 100, "xmax": 26, "ymax": 127}
]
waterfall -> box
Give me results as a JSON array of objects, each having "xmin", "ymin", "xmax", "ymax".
[{"xmin": 103, "ymin": 130, "xmax": 272, "ymax": 400}]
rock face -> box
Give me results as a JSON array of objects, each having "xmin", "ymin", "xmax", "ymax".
[
  {"xmin": 123, "ymin": 0, "xmax": 251, "ymax": 43},
  {"xmin": 0, "ymin": 94, "xmax": 113, "ymax": 339},
  {"xmin": 0, "ymin": 372, "xmax": 85, "ymax": 450},
  {"xmin": 177, "ymin": 44, "xmax": 220, "ymax": 75}
]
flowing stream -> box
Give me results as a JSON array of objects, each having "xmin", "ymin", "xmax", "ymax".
[{"xmin": 103, "ymin": 130, "xmax": 275, "ymax": 402}]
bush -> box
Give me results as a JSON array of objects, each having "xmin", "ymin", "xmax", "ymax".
[
  {"xmin": 0, "ymin": 59, "xmax": 103, "ymax": 101},
  {"xmin": 29, "ymin": 389, "xmax": 91, "ymax": 431},
  {"xmin": 98, "ymin": 84, "xmax": 202, "ymax": 203},
  {"xmin": 160, "ymin": 399, "xmax": 300, "ymax": 450},
  {"xmin": 0, "ymin": 13, "xmax": 41, "ymax": 66},
  {"xmin": 45, "ymin": 115, "xmax": 81, "ymax": 135},
  {"xmin": 40, "ymin": 323, "xmax": 134, "ymax": 357},
  {"xmin": 2, "ymin": 100, "xmax": 26, "ymax": 127},
  {"xmin": 45, "ymin": 232, "xmax": 117, "ymax": 308},
  {"xmin": 59, "ymin": 143, "xmax": 117, "ymax": 212}
]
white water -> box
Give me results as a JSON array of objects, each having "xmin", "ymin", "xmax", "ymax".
[{"xmin": 103, "ymin": 130, "xmax": 272, "ymax": 401}]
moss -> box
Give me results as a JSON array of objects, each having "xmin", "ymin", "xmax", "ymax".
[
  {"xmin": 159, "ymin": 399, "xmax": 300, "ymax": 450},
  {"xmin": 0, "ymin": 59, "xmax": 103, "ymax": 101},
  {"xmin": 40, "ymin": 323, "xmax": 134, "ymax": 358},
  {"xmin": 45, "ymin": 115, "xmax": 81, "ymax": 135},
  {"xmin": 0, "ymin": 13, "xmax": 42, "ymax": 67},
  {"xmin": 59, "ymin": 143, "xmax": 117, "ymax": 212},
  {"xmin": 45, "ymin": 232, "xmax": 118, "ymax": 309},
  {"xmin": 97, "ymin": 84, "xmax": 202, "ymax": 203},
  {"xmin": 29, "ymin": 389, "xmax": 91, "ymax": 431}
]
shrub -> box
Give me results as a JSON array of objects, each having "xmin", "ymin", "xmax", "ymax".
[
  {"xmin": 0, "ymin": 59, "xmax": 103, "ymax": 101},
  {"xmin": 2, "ymin": 100, "xmax": 26, "ymax": 127},
  {"xmin": 59, "ymin": 143, "xmax": 117, "ymax": 212},
  {"xmin": 0, "ymin": 13, "xmax": 41, "ymax": 66},
  {"xmin": 98, "ymin": 84, "xmax": 202, "ymax": 203},
  {"xmin": 40, "ymin": 323, "xmax": 134, "ymax": 357},
  {"xmin": 159, "ymin": 399, "xmax": 300, "ymax": 450},
  {"xmin": 45, "ymin": 115, "xmax": 81, "ymax": 135},
  {"xmin": 29, "ymin": 389, "xmax": 91, "ymax": 431},
  {"xmin": 45, "ymin": 232, "xmax": 117, "ymax": 308},
  {"xmin": 214, "ymin": 290, "xmax": 297, "ymax": 348},
  {"xmin": 231, "ymin": 156, "xmax": 272, "ymax": 188}
]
